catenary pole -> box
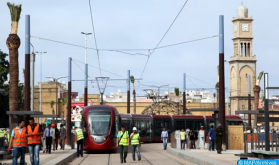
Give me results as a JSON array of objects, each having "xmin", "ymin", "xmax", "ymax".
[
  {"xmin": 67, "ymin": 57, "xmax": 72, "ymax": 145},
  {"xmin": 219, "ymin": 15, "xmax": 226, "ymax": 147}
]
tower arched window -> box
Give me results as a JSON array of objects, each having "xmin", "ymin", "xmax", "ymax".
[
  {"xmin": 240, "ymin": 43, "xmax": 243, "ymax": 56},
  {"xmin": 247, "ymin": 43, "xmax": 250, "ymax": 57},
  {"xmin": 244, "ymin": 43, "xmax": 247, "ymax": 57}
]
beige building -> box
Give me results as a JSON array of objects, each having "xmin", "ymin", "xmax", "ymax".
[
  {"xmin": 34, "ymin": 81, "xmax": 68, "ymax": 123},
  {"xmin": 229, "ymin": 5, "xmax": 257, "ymax": 116}
]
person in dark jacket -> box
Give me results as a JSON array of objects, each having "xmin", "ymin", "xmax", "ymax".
[
  {"xmin": 188, "ymin": 129, "xmax": 196, "ymax": 149},
  {"xmin": 215, "ymin": 123, "xmax": 223, "ymax": 154}
]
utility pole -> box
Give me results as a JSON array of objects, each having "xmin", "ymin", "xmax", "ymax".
[
  {"xmin": 248, "ymin": 75, "xmax": 251, "ymax": 127},
  {"xmin": 264, "ymin": 73, "xmax": 270, "ymax": 151},
  {"xmin": 46, "ymin": 76, "xmax": 67, "ymax": 124},
  {"xmin": 24, "ymin": 15, "xmax": 31, "ymax": 112},
  {"xmin": 30, "ymin": 44, "xmax": 35, "ymax": 112},
  {"xmin": 127, "ymin": 70, "xmax": 130, "ymax": 114},
  {"xmin": 35, "ymin": 51, "xmax": 47, "ymax": 124},
  {"xmin": 219, "ymin": 15, "xmax": 226, "ymax": 148},
  {"xmin": 67, "ymin": 57, "xmax": 72, "ymax": 145},
  {"xmin": 81, "ymin": 32, "xmax": 92, "ymax": 107},
  {"xmin": 183, "ymin": 73, "xmax": 186, "ymax": 114}
]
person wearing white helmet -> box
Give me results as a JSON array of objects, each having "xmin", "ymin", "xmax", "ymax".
[{"xmin": 130, "ymin": 127, "xmax": 141, "ymax": 161}]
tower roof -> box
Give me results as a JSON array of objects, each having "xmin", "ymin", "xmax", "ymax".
[{"xmin": 237, "ymin": 5, "xmax": 248, "ymax": 18}]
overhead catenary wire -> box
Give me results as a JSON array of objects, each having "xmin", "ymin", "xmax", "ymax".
[
  {"xmin": 140, "ymin": 0, "xmax": 189, "ymax": 78},
  {"xmin": 72, "ymin": 59, "xmax": 125, "ymax": 78},
  {"xmin": 186, "ymin": 74, "xmax": 215, "ymax": 87},
  {"xmin": 156, "ymin": 35, "xmax": 218, "ymax": 49},
  {"xmin": 187, "ymin": 76, "xmax": 197, "ymax": 87},
  {"xmin": 30, "ymin": 35, "xmax": 217, "ymax": 54},
  {"xmin": 89, "ymin": 0, "xmax": 102, "ymax": 76}
]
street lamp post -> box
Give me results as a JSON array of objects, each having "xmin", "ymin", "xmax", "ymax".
[
  {"xmin": 81, "ymin": 32, "xmax": 92, "ymax": 107},
  {"xmin": 45, "ymin": 76, "xmax": 67, "ymax": 124},
  {"xmin": 225, "ymin": 60, "xmax": 230, "ymax": 115},
  {"xmin": 30, "ymin": 44, "xmax": 35, "ymax": 111},
  {"xmin": 35, "ymin": 51, "xmax": 47, "ymax": 124}
]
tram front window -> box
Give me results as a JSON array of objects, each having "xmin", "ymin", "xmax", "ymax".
[{"xmin": 88, "ymin": 111, "xmax": 111, "ymax": 136}]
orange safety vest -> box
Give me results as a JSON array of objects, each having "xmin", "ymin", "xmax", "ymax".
[
  {"xmin": 27, "ymin": 124, "xmax": 41, "ymax": 145},
  {"xmin": 13, "ymin": 128, "xmax": 27, "ymax": 147}
]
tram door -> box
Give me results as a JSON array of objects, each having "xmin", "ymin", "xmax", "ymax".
[
  {"xmin": 134, "ymin": 120, "xmax": 147, "ymax": 142},
  {"xmin": 154, "ymin": 120, "xmax": 171, "ymax": 141}
]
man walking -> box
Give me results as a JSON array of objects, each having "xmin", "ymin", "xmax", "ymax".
[
  {"xmin": 43, "ymin": 124, "xmax": 54, "ymax": 154},
  {"xmin": 8, "ymin": 119, "xmax": 27, "ymax": 165},
  {"xmin": 41, "ymin": 124, "xmax": 46, "ymax": 153},
  {"xmin": 215, "ymin": 123, "xmax": 223, "ymax": 154},
  {"xmin": 208, "ymin": 125, "xmax": 215, "ymax": 151},
  {"xmin": 60, "ymin": 124, "xmax": 66, "ymax": 150},
  {"xmin": 130, "ymin": 127, "xmax": 141, "ymax": 161},
  {"xmin": 117, "ymin": 126, "xmax": 129, "ymax": 163},
  {"xmin": 189, "ymin": 129, "xmax": 196, "ymax": 149},
  {"xmin": 25, "ymin": 117, "xmax": 43, "ymax": 165},
  {"xmin": 54, "ymin": 125, "xmax": 60, "ymax": 150},
  {"xmin": 75, "ymin": 127, "xmax": 84, "ymax": 157},
  {"xmin": 161, "ymin": 127, "xmax": 168, "ymax": 150},
  {"xmin": 51, "ymin": 124, "xmax": 56, "ymax": 151},
  {"xmin": 180, "ymin": 128, "xmax": 186, "ymax": 150}
]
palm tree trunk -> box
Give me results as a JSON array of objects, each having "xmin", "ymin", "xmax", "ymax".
[
  {"xmin": 6, "ymin": 34, "xmax": 20, "ymax": 111},
  {"xmin": 253, "ymin": 85, "xmax": 261, "ymax": 110}
]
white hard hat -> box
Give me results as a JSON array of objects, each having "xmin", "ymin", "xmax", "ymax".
[{"xmin": 133, "ymin": 127, "xmax": 137, "ymax": 131}]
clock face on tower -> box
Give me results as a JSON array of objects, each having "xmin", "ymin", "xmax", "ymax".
[{"xmin": 242, "ymin": 24, "xmax": 249, "ymax": 31}]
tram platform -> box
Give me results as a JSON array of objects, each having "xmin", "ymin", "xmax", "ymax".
[
  {"xmin": 167, "ymin": 146, "xmax": 258, "ymax": 165},
  {"xmin": 0, "ymin": 145, "xmax": 76, "ymax": 165}
]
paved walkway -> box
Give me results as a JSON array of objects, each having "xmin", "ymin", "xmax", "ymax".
[
  {"xmin": 167, "ymin": 147, "xmax": 258, "ymax": 165},
  {"xmin": 68, "ymin": 143, "xmax": 197, "ymax": 165},
  {"xmin": 0, "ymin": 145, "xmax": 76, "ymax": 165}
]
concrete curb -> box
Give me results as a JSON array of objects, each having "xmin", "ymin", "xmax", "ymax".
[
  {"xmin": 44, "ymin": 150, "xmax": 77, "ymax": 165},
  {"xmin": 167, "ymin": 148, "xmax": 231, "ymax": 165}
]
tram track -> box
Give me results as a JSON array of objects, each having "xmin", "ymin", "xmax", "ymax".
[
  {"xmin": 141, "ymin": 145, "xmax": 185, "ymax": 165},
  {"xmin": 141, "ymin": 154, "xmax": 154, "ymax": 165},
  {"xmin": 77, "ymin": 154, "xmax": 89, "ymax": 165},
  {"xmin": 107, "ymin": 154, "xmax": 111, "ymax": 165}
]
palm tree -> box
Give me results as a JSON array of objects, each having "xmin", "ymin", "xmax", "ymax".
[
  {"xmin": 254, "ymin": 71, "xmax": 263, "ymax": 110},
  {"xmin": 60, "ymin": 94, "xmax": 68, "ymax": 123},
  {"xmin": 174, "ymin": 87, "xmax": 180, "ymax": 114},
  {"xmin": 213, "ymin": 93, "xmax": 216, "ymax": 108},
  {"xmin": 130, "ymin": 75, "xmax": 136, "ymax": 114},
  {"xmin": 6, "ymin": 3, "xmax": 22, "ymax": 111}
]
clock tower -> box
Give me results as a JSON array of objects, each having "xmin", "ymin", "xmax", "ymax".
[{"xmin": 229, "ymin": 5, "xmax": 257, "ymax": 116}]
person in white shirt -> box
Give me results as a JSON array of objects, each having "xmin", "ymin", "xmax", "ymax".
[
  {"xmin": 43, "ymin": 124, "xmax": 54, "ymax": 154},
  {"xmin": 161, "ymin": 128, "xmax": 168, "ymax": 150}
]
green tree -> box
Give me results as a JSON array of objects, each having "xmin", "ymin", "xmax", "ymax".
[
  {"xmin": 60, "ymin": 93, "xmax": 68, "ymax": 121},
  {"xmin": 6, "ymin": 3, "xmax": 22, "ymax": 111},
  {"xmin": 0, "ymin": 50, "xmax": 9, "ymax": 127},
  {"xmin": 174, "ymin": 88, "xmax": 179, "ymax": 97}
]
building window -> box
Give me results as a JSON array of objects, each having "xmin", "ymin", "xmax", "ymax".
[{"xmin": 242, "ymin": 105, "xmax": 245, "ymax": 109}]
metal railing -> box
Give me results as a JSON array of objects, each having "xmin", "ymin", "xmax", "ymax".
[{"xmin": 244, "ymin": 133, "xmax": 279, "ymax": 153}]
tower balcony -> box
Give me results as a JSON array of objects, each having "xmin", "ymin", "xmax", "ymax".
[{"xmin": 230, "ymin": 55, "xmax": 257, "ymax": 62}]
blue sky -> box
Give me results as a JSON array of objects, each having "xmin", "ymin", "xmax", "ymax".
[{"xmin": 0, "ymin": 0, "xmax": 278, "ymax": 98}]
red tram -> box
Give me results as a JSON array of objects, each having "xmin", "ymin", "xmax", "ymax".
[
  {"xmin": 82, "ymin": 105, "xmax": 119, "ymax": 151},
  {"xmin": 82, "ymin": 105, "xmax": 243, "ymax": 151}
]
